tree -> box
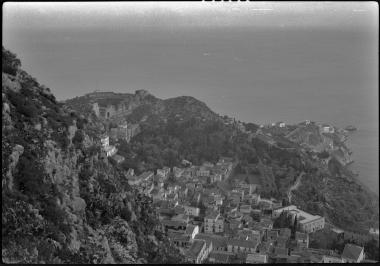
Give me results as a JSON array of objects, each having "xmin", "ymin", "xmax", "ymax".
[
  {"xmin": 291, "ymin": 215, "xmax": 298, "ymax": 239},
  {"xmin": 364, "ymin": 239, "xmax": 379, "ymax": 261}
]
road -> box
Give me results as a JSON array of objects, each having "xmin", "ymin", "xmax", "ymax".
[{"xmin": 287, "ymin": 171, "xmax": 305, "ymax": 204}]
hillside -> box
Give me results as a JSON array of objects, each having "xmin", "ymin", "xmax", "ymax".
[
  {"xmin": 65, "ymin": 77, "xmax": 378, "ymax": 233},
  {"xmin": 3, "ymin": 45, "xmax": 378, "ymax": 262},
  {"xmin": 2, "ymin": 47, "xmax": 183, "ymax": 264}
]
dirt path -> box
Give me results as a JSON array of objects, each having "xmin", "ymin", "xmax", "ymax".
[{"xmin": 287, "ymin": 171, "xmax": 305, "ymax": 203}]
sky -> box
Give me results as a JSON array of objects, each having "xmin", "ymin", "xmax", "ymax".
[{"xmin": 2, "ymin": 1, "xmax": 378, "ymax": 121}]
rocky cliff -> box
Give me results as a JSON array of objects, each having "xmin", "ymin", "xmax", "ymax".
[{"xmin": 2, "ymin": 47, "xmax": 183, "ymax": 264}]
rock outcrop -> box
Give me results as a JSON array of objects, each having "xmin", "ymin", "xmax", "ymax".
[{"xmin": 2, "ymin": 47, "xmax": 184, "ymax": 264}]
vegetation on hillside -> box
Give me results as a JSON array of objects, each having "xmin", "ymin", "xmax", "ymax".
[{"xmin": 2, "ymin": 47, "xmax": 184, "ymax": 264}]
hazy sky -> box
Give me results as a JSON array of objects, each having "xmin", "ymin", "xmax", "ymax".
[{"xmin": 3, "ymin": 2, "xmax": 378, "ymax": 124}]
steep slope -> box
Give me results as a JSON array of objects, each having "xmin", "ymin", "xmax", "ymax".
[{"xmin": 2, "ymin": 47, "xmax": 183, "ymax": 264}]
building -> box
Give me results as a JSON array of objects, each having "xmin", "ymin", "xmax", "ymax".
[
  {"xmin": 230, "ymin": 190, "xmax": 244, "ymax": 205},
  {"xmin": 321, "ymin": 124, "xmax": 335, "ymax": 134},
  {"xmin": 117, "ymin": 122, "xmax": 129, "ymax": 140},
  {"xmin": 273, "ymin": 205, "xmax": 325, "ymax": 233},
  {"xmin": 239, "ymin": 204, "xmax": 252, "ymax": 215},
  {"xmin": 111, "ymin": 154, "xmax": 125, "ymax": 164},
  {"xmin": 139, "ymin": 171, "xmax": 154, "ymax": 181},
  {"xmin": 184, "ymin": 204, "xmax": 200, "ymax": 217},
  {"xmin": 295, "ymin": 232, "xmax": 309, "ymax": 249},
  {"xmin": 104, "ymin": 145, "xmax": 117, "ymax": 157},
  {"xmin": 185, "ymin": 239, "xmax": 210, "ymax": 264},
  {"xmin": 227, "ymin": 239, "xmax": 259, "ymax": 254},
  {"xmin": 157, "ymin": 167, "xmax": 170, "ymax": 179},
  {"xmin": 127, "ymin": 124, "xmax": 140, "ymax": 142},
  {"xmin": 100, "ymin": 134, "xmax": 109, "ymax": 148},
  {"xmin": 214, "ymin": 194, "xmax": 224, "ymax": 206},
  {"xmin": 322, "ymin": 255, "xmax": 343, "ymax": 263},
  {"xmin": 170, "ymin": 232, "xmax": 190, "ymax": 249},
  {"xmin": 161, "ymin": 219, "xmax": 187, "ymax": 233},
  {"xmin": 185, "ymin": 224, "xmax": 199, "ymax": 240},
  {"xmin": 173, "ymin": 167, "xmax": 185, "ymax": 178},
  {"xmin": 195, "ymin": 233, "xmax": 228, "ymax": 252},
  {"xmin": 196, "ymin": 166, "xmax": 210, "ymax": 177},
  {"xmin": 208, "ymin": 251, "xmax": 232, "ymax": 264},
  {"xmin": 110, "ymin": 127, "xmax": 118, "ymax": 140},
  {"xmin": 341, "ymin": 243, "xmax": 364, "ymax": 263},
  {"xmin": 204, "ymin": 211, "xmax": 224, "ymax": 234},
  {"xmin": 210, "ymin": 173, "xmax": 223, "ymax": 183},
  {"xmin": 246, "ymin": 253, "xmax": 268, "ymax": 264},
  {"xmin": 237, "ymin": 229, "xmax": 261, "ymax": 243},
  {"xmin": 127, "ymin": 175, "xmax": 143, "ymax": 186}
]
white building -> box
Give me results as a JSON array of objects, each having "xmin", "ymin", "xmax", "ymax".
[
  {"xmin": 157, "ymin": 167, "xmax": 170, "ymax": 179},
  {"xmin": 184, "ymin": 205, "xmax": 200, "ymax": 217},
  {"xmin": 321, "ymin": 125, "xmax": 335, "ymax": 134},
  {"xmin": 204, "ymin": 212, "xmax": 224, "ymax": 234},
  {"xmin": 100, "ymin": 134, "xmax": 109, "ymax": 148},
  {"xmin": 104, "ymin": 145, "xmax": 117, "ymax": 157},
  {"xmin": 273, "ymin": 205, "xmax": 325, "ymax": 233},
  {"xmin": 185, "ymin": 239, "xmax": 210, "ymax": 264}
]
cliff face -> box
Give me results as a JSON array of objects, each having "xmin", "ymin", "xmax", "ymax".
[{"xmin": 2, "ymin": 47, "xmax": 183, "ymax": 264}]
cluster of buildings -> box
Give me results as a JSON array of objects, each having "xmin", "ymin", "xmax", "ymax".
[
  {"xmin": 98, "ymin": 121, "xmax": 140, "ymax": 164},
  {"xmin": 109, "ymin": 121, "xmax": 140, "ymax": 143},
  {"xmin": 121, "ymin": 156, "xmax": 373, "ymax": 264},
  {"xmin": 100, "ymin": 134, "xmax": 118, "ymax": 158}
]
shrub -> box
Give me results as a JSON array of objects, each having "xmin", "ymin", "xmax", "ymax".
[
  {"xmin": 2, "ymin": 47, "xmax": 21, "ymax": 76},
  {"xmin": 72, "ymin": 130, "xmax": 84, "ymax": 146},
  {"xmin": 120, "ymin": 207, "xmax": 132, "ymax": 222}
]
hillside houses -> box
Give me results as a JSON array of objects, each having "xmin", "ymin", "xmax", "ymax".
[{"xmin": 118, "ymin": 154, "xmax": 366, "ymax": 264}]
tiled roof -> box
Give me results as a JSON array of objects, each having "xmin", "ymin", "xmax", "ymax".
[
  {"xmin": 161, "ymin": 219, "xmax": 186, "ymax": 227},
  {"xmin": 185, "ymin": 224, "xmax": 197, "ymax": 234},
  {"xmin": 342, "ymin": 243, "xmax": 363, "ymax": 261},
  {"xmin": 186, "ymin": 239, "xmax": 206, "ymax": 259},
  {"xmin": 208, "ymin": 251, "xmax": 231, "ymax": 263},
  {"xmin": 246, "ymin": 253, "xmax": 267, "ymax": 263},
  {"xmin": 227, "ymin": 239, "xmax": 259, "ymax": 249},
  {"xmin": 195, "ymin": 233, "xmax": 227, "ymax": 248},
  {"xmin": 274, "ymin": 247, "xmax": 289, "ymax": 256}
]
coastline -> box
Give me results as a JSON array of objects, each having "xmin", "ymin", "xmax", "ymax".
[{"xmin": 345, "ymin": 128, "xmax": 379, "ymax": 197}]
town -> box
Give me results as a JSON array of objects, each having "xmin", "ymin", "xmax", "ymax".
[{"xmin": 98, "ymin": 122, "xmax": 378, "ymax": 264}]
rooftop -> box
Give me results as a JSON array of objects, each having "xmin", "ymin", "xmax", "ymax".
[
  {"xmin": 139, "ymin": 171, "xmax": 154, "ymax": 180},
  {"xmin": 186, "ymin": 239, "xmax": 206, "ymax": 259},
  {"xmin": 227, "ymin": 239, "xmax": 259, "ymax": 249},
  {"xmin": 342, "ymin": 243, "xmax": 364, "ymax": 261},
  {"xmin": 195, "ymin": 233, "xmax": 227, "ymax": 248},
  {"xmin": 208, "ymin": 251, "xmax": 231, "ymax": 263},
  {"xmin": 246, "ymin": 253, "xmax": 267, "ymax": 263},
  {"xmin": 275, "ymin": 205, "xmax": 323, "ymax": 224},
  {"xmin": 185, "ymin": 224, "xmax": 197, "ymax": 235}
]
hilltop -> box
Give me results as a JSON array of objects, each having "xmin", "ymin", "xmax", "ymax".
[{"xmin": 64, "ymin": 90, "xmax": 219, "ymax": 125}]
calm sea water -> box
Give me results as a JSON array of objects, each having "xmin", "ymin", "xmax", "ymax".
[{"xmin": 5, "ymin": 26, "xmax": 378, "ymax": 194}]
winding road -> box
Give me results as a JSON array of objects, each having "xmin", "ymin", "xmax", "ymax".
[{"xmin": 287, "ymin": 171, "xmax": 305, "ymax": 204}]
